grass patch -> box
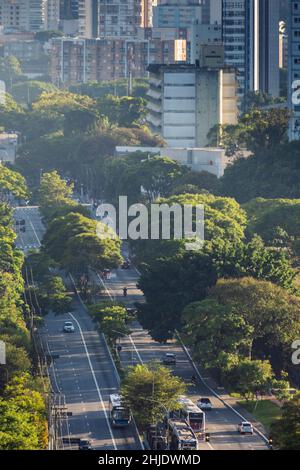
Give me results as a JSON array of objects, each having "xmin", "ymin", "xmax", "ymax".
[{"xmin": 238, "ymin": 399, "xmax": 282, "ymax": 431}]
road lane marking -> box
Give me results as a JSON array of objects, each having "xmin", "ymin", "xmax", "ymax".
[
  {"xmin": 68, "ymin": 312, "xmax": 117, "ymax": 450},
  {"xmin": 99, "ymin": 273, "xmax": 144, "ymax": 365}
]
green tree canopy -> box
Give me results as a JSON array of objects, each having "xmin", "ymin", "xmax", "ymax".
[
  {"xmin": 121, "ymin": 363, "xmax": 186, "ymax": 428},
  {"xmin": 138, "ymin": 252, "xmax": 218, "ymax": 341},
  {"xmin": 0, "ymin": 165, "xmax": 29, "ymax": 201},
  {"xmin": 271, "ymin": 392, "xmax": 300, "ymax": 450}
]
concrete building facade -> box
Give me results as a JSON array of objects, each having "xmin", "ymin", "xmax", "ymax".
[
  {"xmin": 115, "ymin": 145, "xmax": 228, "ymax": 177},
  {"xmin": 78, "ymin": 0, "xmax": 148, "ymax": 39},
  {"xmin": 222, "ymin": 0, "xmax": 280, "ymax": 103},
  {"xmin": 50, "ymin": 36, "xmax": 186, "ymax": 85},
  {"xmin": 153, "ymin": 0, "xmax": 202, "ymax": 29},
  {"xmin": 288, "ymin": 0, "xmax": 300, "ymax": 141},
  {"xmin": 146, "ymin": 63, "xmax": 237, "ymax": 148}
]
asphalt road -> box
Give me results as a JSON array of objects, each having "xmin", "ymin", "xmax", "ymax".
[
  {"xmin": 13, "ymin": 206, "xmax": 268, "ymax": 451},
  {"xmin": 13, "ymin": 206, "xmax": 141, "ymax": 451},
  {"xmin": 99, "ymin": 256, "xmax": 269, "ymax": 451}
]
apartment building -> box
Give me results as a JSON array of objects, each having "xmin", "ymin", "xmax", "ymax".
[
  {"xmin": 222, "ymin": 0, "xmax": 280, "ymax": 103},
  {"xmin": 153, "ymin": 0, "xmax": 202, "ymax": 29},
  {"xmin": 50, "ymin": 36, "xmax": 186, "ymax": 85},
  {"xmin": 0, "ymin": 0, "xmax": 47, "ymax": 32},
  {"xmin": 78, "ymin": 0, "xmax": 151, "ymax": 38}
]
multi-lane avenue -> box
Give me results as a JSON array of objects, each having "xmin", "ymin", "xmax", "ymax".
[
  {"xmin": 98, "ymin": 250, "xmax": 269, "ymax": 451},
  {"xmin": 13, "ymin": 206, "xmax": 269, "ymax": 451},
  {"xmin": 13, "ymin": 206, "xmax": 142, "ymax": 450}
]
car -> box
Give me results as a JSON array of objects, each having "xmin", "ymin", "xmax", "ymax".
[
  {"xmin": 238, "ymin": 421, "xmax": 254, "ymax": 435},
  {"xmin": 78, "ymin": 439, "xmax": 93, "ymax": 450},
  {"xmin": 197, "ymin": 398, "xmax": 212, "ymax": 411},
  {"xmin": 63, "ymin": 321, "xmax": 75, "ymax": 333},
  {"xmin": 162, "ymin": 353, "xmax": 176, "ymax": 366},
  {"xmin": 121, "ymin": 259, "xmax": 131, "ymax": 269}
]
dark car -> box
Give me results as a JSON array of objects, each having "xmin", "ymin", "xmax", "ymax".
[
  {"xmin": 79, "ymin": 439, "xmax": 93, "ymax": 450},
  {"xmin": 162, "ymin": 353, "xmax": 176, "ymax": 366},
  {"xmin": 121, "ymin": 259, "xmax": 131, "ymax": 269}
]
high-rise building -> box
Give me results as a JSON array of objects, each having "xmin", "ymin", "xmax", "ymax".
[
  {"xmin": 279, "ymin": 21, "xmax": 288, "ymax": 69},
  {"xmin": 146, "ymin": 61, "xmax": 237, "ymax": 148},
  {"xmin": 46, "ymin": 0, "xmax": 60, "ymax": 30},
  {"xmin": 28, "ymin": 0, "xmax": 47, "ymax": 31},
  {"xmin": 142, "ymin": 0, "xmax": 157, "ymax": 28},
  {"xmin": 60, "ymin": 0, "xmax": 78, "ymax": 19},
  {"xmin": 0, "ymin": 0, "xmax": 47, "ymax": 32},
  {"xmin": 50, "ymin": 36, "xmax": 185, "ymax": 84},
  {"xmin": 153, "ymin": 0, "xmax": 202, "ymax": 29},
  {"xmin": 288, "ymin": 0, "xmax": 300, "ymax": 141},
  {"xmin": 222, "ymin": 0, "xmax": 279, "ymax": 104},
  {"xmin": 202, "ymin": 0, "xmax": 222, "ymax": 25},
  {"xmin": 78, "ymin": 0, "xmax": 149, "ymax": 38},
  {"xmin": 0, "ymin": 0, "xmax": 29, "ymax": 32},
  {"xmin": 259, "ymin": 0, "xmax": 280, "ymax": 97}
]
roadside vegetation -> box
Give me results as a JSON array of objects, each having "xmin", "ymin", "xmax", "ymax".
[
  {"xmin": 121, "ymin": 363, "xmax": 186, "ymax": 429},
  {"xmin": 1, "ymin": 74, "xmax": 300, "ymax": 447},
  {"xmin": 0, "ymin": 168, "xmax": 47, "ymax": 450}
]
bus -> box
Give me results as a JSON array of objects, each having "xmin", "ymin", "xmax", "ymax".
[
  {"xmin": 171, "ymin": 396, "xmax": 205, "ymax": 439},
  {"xmin": 167, "ymin": 419, "xmax": 198, "ymax": 450},
  {"xmin": 109, "ymin": 394, "xmax": 131, "ymax": 428}
]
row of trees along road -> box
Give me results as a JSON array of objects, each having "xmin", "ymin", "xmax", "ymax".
[
  {"xmin": 0, "ymin": 166, "xmax": 47, "ymax": 450},
  {"xmin": 2, "ymin": 83, "xmax": 300, "ymax": 447}
]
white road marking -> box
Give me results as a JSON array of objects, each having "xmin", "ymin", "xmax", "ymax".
[{"xmin": 68, "ymin": 312, "xmax": 117, "ymax": 450}]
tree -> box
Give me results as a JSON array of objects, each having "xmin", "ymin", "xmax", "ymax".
[
  {"xmin": 131, "ymin": 192, "xmax": 247, "ymax": 265},
  {"xmin": 270, "ymin": 392, "xmax": 300, "ymax": 450},
  {"xmin": 63, "ymin": 108, "xmax": 101, "ymax": 136},
  {"xmin": 63, "ymin": 231, "xmax": 123, "ymax": 272},
  {"xmin": 0, "ymin": 164, "xmax": 28, "ymax": 201},
  {"xmin": 38, "ymin": 171, "xmax": 74, "ymax": 220},
  {"xmin": 238, "ymin": 108, "xmax": 289, "ymax": 152},
  {"xmin": 96, "ymin": 95, "xmax": 147, "ymax": 127},
  {"xmin": 205, "ymin": 235, "xmax": 297, "ymax": 291},
  {"xmin": 121, "ymin": 363, "xmax": 186, "ymax": 428},
  {"xmin": 32, "ymin": 91, "xmax": 95, "ymax": 115},
  {"xmin": 209, "ymin": 277, "xmax": 300, "ymax": 366},
  {"xmin": 134, "ymin": 157, "xmax": 189, "ymax": 202},
  {"xmin": 38, "ymin": 276, "xmax": 71, "ymax": 315},
  {"xmin": 182, "ymin": 299, "xmax": 252, "ymax": 370},
  {"xmin": 0, "ymin": 56, "xmax": 24, "ymax": 89},
  {"xmin": 220, "ymin": 141, "xmax": 300, "ymax": 203},
  {"xmin": 244, "ymin": 198, "xmax": 300, "ymax": 254},
  {"xmin": 43, "ymin": 212, "xmax": 122, "ymax": 273},
  {"xmin": 138, "ymin": 252, "xmax": 218, "ymax": 341},
  {"xmin": 226, "ymin": 359, "xmax": 274, "ymax": 400},
  {"xmin": 11, "ymin": 81, "xmax": 58, "ymax": 105},
  {"xmin": 0, "ymin": 374, "xmax": 47, "ymax": 450},
  {"xmin": 89, "ymin": 302, "xmax": 130, "ymax": 343}
]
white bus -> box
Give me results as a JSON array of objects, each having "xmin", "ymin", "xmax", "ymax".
[
  {"xmin": 167, "ymin": 419, "xmax": 198, "ymax": 450},
  {"xmin": 109, "ymin": 394, "xmax": 131, "ymax": 428},
  {"xmin": 172, "ymin": 396, "xmax": 205, "ymax": 439}
]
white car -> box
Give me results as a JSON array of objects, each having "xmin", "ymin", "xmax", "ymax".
[
  {"xmin": 63, "ymin": 321, "xmax": 75, "ymax": 333},
  {"xmin": 197, "ymin": 398, "xmax": 212, "ymax": 411},
  {"xmin": 238, "ymin": 421, "xmax": 254, "ymax": 435}
]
